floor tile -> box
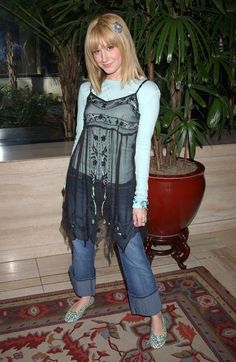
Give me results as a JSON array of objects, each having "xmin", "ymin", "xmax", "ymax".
[
  {"xmin": 0, "ymin": 286, "xmax": 44, "ymax": 300},
  {"xmin": 41, "ymin": 273, "xmax": 70, "ymax": 285},
  {"xmin": 212, "ymin": 247, "xmax": 236, "ymax": 271},
  {"xmin": 0, "ymin": 259, "xmax": 39, "ymax": 282},
  {"xmin": 199, "ymin": 257, "xmax": 236, "ymax": 298},
  {"xmin": 43, "ymin": 281, "xmax": 72, "ymax": 293},
  {"xmin": 36, "ymin": 254, "xmax": 71, "ymax": 277},
  {"xmin": 0, "ymin": 278, "xmax": 41, "ymax": 292}
]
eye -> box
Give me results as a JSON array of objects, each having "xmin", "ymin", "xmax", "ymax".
[
  {"xmin": 93, "ymin": 49, "xmax": 100, "ymax": 55},
  {"xmin": 107, "ymin": 45, "xmax": 114, "ymax": 51}
]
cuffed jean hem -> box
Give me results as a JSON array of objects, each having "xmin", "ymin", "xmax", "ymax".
[
  {"xmin": 128, "ymin": 289, "xmax": 162, "ymax": 316},
  {"xmin": 69, "ymin": 266, "xmax": 96, "ymax": 296}
]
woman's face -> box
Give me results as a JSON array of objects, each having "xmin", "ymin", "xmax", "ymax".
[{"xmin": 93, "ymin": 42, "xmax": 122, "ymax": 80}]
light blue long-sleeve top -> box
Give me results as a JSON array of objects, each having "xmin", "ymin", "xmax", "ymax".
[{"xmin": 72, "ymin": 78, "xmax": 160, "ymax": 208}]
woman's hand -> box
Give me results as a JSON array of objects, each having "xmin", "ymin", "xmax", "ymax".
[{"xmin": 132, "ymin": 208, "xmax": 147, "ymax": 227}]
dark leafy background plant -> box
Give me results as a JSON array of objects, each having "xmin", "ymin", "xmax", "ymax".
[
  {"xmin": 0, "ymin": 86, "xmax": 57, "ymax": 128},
  {"xmin": 0, "ymin": 0, "xmax": 235, "ymax": 172},
  {"xmin": 0, "ymin": 0, "xmax": 142, "ymax": 137},
  {"xmin": 48, "ymin": 0, "xmax": 235, "ymax": 172},
  {"xmin": 0, "ymin": 0, "xmax": 92, "ymax": 138},
  {"xmin": 136, "ymin": 0, "xmax": 235, "ymax": 171}
]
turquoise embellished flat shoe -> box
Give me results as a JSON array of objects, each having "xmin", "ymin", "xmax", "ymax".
[
  {"xmin": 64, "ymin": 296, "xmax": 94, "ymax": 323},
  {"xmin": 149, "ymin": 314, "xmax": 167, "ymax": 349}
]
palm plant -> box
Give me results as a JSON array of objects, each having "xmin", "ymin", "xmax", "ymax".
[
  {"xmin": 135, "ymin": 0, "xmax": 235, "ymax": 172},
  {"xmin": 48, "ymin": 0, "xmax": 235, "ymax": 171},
  {"xmin": 0, "ymin": 0, "xmax": 86, "ymax": 138},
  {"xmin": 5, "ymin": 28, "xmax": 17, "ymax": 89},
  {"xmin": 44, "ymin": 0, "xmax": 153, "ymax": 138},
  {"xmin": 0, "ymin": 9, "xmax": 18, "ymax": 89},
  {"xmin": 1, "ymin": 0, "xmax": 234, "ymax": 155},
  {"xmin": 0, "ymin": 0, "xmax": 130, "ymax": 138}
]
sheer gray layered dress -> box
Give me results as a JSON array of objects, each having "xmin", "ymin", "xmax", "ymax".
[{"xmin": 61, "ymin": 80, "xmax": 147, "ymax": 261}]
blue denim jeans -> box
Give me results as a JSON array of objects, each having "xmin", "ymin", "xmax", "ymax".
[{"xmin": 69, "ymin": 232, "xmax": 162, "ymax": 316}]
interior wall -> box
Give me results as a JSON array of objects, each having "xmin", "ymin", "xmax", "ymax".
[{"xmin": 0, "ymin": 143, "xmax": 235, "ymax": 263}]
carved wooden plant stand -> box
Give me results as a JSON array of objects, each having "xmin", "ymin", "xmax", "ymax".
[{"xmin": 145, "ymin": 228, "xmax": 190, "ymax": 269}]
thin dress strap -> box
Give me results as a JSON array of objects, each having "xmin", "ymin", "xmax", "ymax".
[{"xmin": 135, "ymin": 79, "xmax": 148, "ymax": 94}]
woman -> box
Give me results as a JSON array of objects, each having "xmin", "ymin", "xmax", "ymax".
[{"xmin": 62, "ymin": 13, "xmax": 167, "ymax": 349}]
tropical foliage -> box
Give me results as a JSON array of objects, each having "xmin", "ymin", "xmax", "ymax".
[
  {"xmin": 0, "ymin": 0, "xmax": 87, "ymax": 138},
  {"xmin": 40, "ymin": 0, "xmax": 235, "ymax": 171},
  {"xmin": 0, "ymin": 85, "xmax": 57, "ymax": 128},
  {"xmin": 0, "ymin": 0, "xmax": 235, "ymax": 171},
  {"xmin": 131, "ymin": 0, "xmax": 235, "ymax": 170},
  {"xmin": 0, "ymin": 0, "xmax": 129, "ymax": 137}
]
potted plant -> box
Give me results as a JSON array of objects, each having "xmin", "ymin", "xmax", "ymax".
[{"xmin": 131, "ymin": 0, "xmax": 235, "ymax": 268}]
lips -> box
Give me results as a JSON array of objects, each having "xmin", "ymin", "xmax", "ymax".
[{"xmin": 102, "ymin": 63, "xmax": 112, "ymax": 68}]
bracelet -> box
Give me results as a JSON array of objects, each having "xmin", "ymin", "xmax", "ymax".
[{"xmin": 132, "ymin": 197, "xmax": 148, "ymax": 208}]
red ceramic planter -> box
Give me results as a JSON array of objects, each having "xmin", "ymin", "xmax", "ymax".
[{"xmin": 146, "ymin": 160, "xmax": 205, "ymax": 269}]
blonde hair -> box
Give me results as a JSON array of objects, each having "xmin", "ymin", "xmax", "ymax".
[{"xmin": 84, "ymin": 13, "xmax": 145, "ymax": 93}]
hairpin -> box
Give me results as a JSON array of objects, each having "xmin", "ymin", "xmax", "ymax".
[{"xmin": 112, "ymin": 22, "xmax": 122, "ymax": 33}]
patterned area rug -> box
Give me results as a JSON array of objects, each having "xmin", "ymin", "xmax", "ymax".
[{"xmin": 0, "ymin": 267, "xmax": 235, "ymax": 362}]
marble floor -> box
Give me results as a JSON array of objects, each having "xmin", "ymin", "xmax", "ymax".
[{"xmin": 0, "ymin": 228, "xmax": 235, "ymax": 301}]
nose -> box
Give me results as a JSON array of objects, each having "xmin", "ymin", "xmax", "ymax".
[{"xmin": 101, "ymin": 50, "xmax": 108, "ymax": 63}]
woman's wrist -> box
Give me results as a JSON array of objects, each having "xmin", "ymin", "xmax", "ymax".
[{"xmin": 132, "ymin": 196, "xmax": 148, "ymax": 209}]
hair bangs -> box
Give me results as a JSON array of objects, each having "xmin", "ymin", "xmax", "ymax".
[{"xmin": 88, "ymin": 25, "xmax": 118, "ymax": 53}]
